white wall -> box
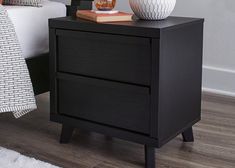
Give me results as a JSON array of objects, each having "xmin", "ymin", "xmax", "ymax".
[{"xmin": 113, "ymin": 0, "xmax": 235, "ymax": 96}]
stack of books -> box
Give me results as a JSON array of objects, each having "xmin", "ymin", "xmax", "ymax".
[{"xmin": 76, "ymin": 10, "xmax": 133, "ymax": 23}]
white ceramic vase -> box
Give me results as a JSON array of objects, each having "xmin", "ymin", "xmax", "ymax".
[{"xmin": 129, "ymin": 0, "xmax": 176, "ymax": 20}]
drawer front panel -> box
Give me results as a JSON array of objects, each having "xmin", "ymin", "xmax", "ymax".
[
  {"xmin": 56, "ymin": 30, "xmax": 151, "ymax": 86},
  {"xmin": 58, "ymin": 74, "xmax": 150, "ymax": 134}
]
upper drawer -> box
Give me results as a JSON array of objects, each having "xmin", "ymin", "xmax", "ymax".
[{"xmin": 56, "ymin": 30, "xmax": 151, "ymax": 86}]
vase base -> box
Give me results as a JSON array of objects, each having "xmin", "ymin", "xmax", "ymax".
[{"xmin": 133, "ymin": 15, "xmax": 169, "ymax": 21}]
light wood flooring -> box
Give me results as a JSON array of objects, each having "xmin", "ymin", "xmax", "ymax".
[{"xmin": 0, "ymin": 93, "xmax": 234, "ymax": 168}]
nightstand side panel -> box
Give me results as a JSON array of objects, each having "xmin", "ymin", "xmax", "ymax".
[{"xmin": 158, "ymin": 21, "xmax": 204, "ymax": 146}]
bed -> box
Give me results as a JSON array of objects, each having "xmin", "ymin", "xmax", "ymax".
[{"xmin": 5, "ymin": 0, "xmax": 92, "ymax": 95}]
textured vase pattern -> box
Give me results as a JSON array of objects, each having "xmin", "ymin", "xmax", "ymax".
[{"xmin": 129, "ymin": 0, "xmax": 176, "ymax": 20}]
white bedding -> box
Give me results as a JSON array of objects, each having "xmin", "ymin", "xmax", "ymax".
[{"xmin": 5, "ymin": 0, "xmax": 66, "ymax": 58}]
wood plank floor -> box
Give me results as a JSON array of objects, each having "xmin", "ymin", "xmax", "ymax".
[{"xmin": 0, "ymin": 93, "xmax": 234, "ymax": 168}]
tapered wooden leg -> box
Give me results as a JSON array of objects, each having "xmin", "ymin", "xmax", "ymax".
[
  {"xmin": 60, "ymin": 124, "xmax": 74, "ymax": 144},
  {"xmin": 145, "ymin": 145, "xmax": 155, "ymax": 168},
  {"xmin": 182, "ymin": 127, "xmax": 194, "ymax": 142}
]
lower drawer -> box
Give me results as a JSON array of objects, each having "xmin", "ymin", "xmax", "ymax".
[{"xmin": 57, "ymin": 74, "xmax": 150, "ymax": 134}]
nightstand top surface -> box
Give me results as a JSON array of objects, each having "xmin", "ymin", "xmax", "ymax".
[{"xmin": 49, "ymin": 16, "xmax": 204, "ymax": 38}]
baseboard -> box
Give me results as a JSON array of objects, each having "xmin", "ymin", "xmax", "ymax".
[
  {"xmin": 202, "ymin": 89, "xmax": 235, "ymax": 104},
  {"xmin": 202, "ymin": 65, "xmax": 235, "ymax": 97}
]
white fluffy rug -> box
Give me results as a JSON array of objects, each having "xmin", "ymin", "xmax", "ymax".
[{"xmin": 0, "ymin": 147, "xmax": 60, "ymax": 168}]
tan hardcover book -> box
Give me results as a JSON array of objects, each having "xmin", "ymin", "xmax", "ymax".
[{"xmin": 76, "ymin": 10, "xmax": 133, "ymax": 23}]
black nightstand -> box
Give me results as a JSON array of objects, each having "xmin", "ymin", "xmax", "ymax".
[{"xmin": 49, "ymin": 16, "xmax": 204, "ymax": 168}]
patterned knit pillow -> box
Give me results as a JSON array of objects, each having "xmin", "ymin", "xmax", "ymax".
[{"xmin": 3, "ymin": 0, "xmax": 42, "ymax": 7}]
